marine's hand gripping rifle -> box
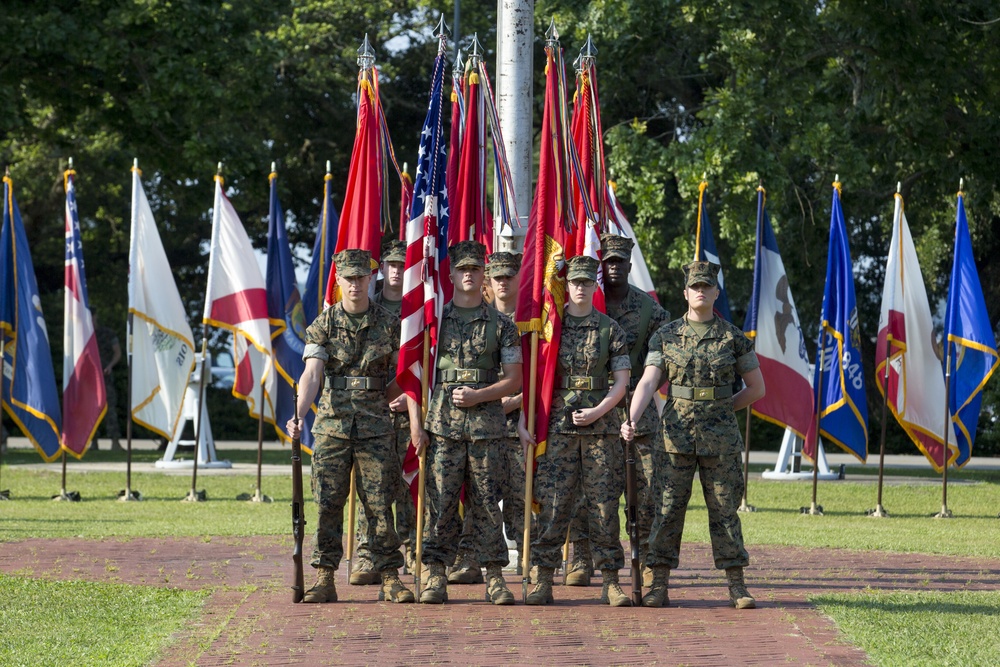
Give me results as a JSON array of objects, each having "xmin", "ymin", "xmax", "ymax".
[
  {"xmin": 290, "ymin": 383, "xmax": 306, "ymax": 603},
  {"xmin": 623, "ymin": 387, "xmax": 641, "ymax": 605}
]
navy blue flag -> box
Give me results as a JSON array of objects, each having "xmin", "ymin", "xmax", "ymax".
[
  {"xmin": 302, "ymin": 172, "xmax": 338, "ymax": 326},
  {"xmin": 943, "ymin": 192, "xmax": 998, "ymax": 467},
  {"xmin": 266, "ymin": 172, "xmax": 315, "ymax": 452},
  {"xmin": 1, "ymin": 176, "xmax": 63, "ymax": 461},
  {"xmin": 695, "ymin": 180, "xmax": 732, "ymax": 321},
  {"xmin": 806, "ymin": 181, "xmax": 868, "ymax": 463}
]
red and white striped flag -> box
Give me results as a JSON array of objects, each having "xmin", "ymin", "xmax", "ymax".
[
  {"xmin": 61, "ymin": 169, "xmax": 106, "ymax": 456},
  {"xmin": 204, "ymin": 176, "xmax": 274, "ymax": 423}
]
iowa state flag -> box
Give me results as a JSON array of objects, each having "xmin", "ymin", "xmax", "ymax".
[
  {"xmin": 62, "ymin": 169, "xmax": 106, "ymax": 456},
  {"xmin": 744, "ymin": 187, "xmax": 813, "ymax": 438},
  {"xmin": 806, "ymin": 181, "xmax": 868, "ymax": 462},
  {"xmin": 266, "ymin": 171, "xmax": 315, "ymax": 452},
  {"xmin": 695, "ymin": 180, "xmax": 732, "ymax": 321},
  {"xmin": 1, "ymin": 175, "xmax": 62, "ymax": 461},
  {"xmin": 515, "ymin": 42, "xmax": 572, "ymax": 459},
  {"xmin": 876, "ymin": 193, "xmax": 958, "ymax": 471},
  {"xmin": 943, "ymin": 192, "xmax": 998, "ymax": 467}
]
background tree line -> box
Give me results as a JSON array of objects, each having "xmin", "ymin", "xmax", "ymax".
[{"xmin": 2, "ymin": 0, "xmax": 998, "ymax": 455}]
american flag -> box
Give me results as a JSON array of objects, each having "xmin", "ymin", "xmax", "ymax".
[{"xmin": 397, "ymin": 41, "xmax": 450, "ymax": 418}]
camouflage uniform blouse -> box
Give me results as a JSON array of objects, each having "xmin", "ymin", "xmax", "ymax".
[
  {"xmin": 302, "ymin": 301, "xmax": 399, "ymax": 440},
  {"xmin": 645, "ymin": 316, "xmax": 759, "ymax": 456},
  {"xmin": 606, "ymin": 285, "xmax": 670, "ymax": 436},
  {"xmin": 550, "ymin": 310, "xmax": 631, "ymax": 435},
  {"xmin": 373, "ymin": 291, "xmax": 408, "ymax": 430},
  {"xmin": 424, "ymin": 302, "xmax": 522, "ymax": 440}
]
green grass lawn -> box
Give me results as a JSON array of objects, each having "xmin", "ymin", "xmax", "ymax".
[{"xmin": 0, "ymin": 573, "xmax": 208, "ymax": 667}]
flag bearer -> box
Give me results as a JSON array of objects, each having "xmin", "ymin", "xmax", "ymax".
[
  {"xmin": 286, "ymin": 249, "xmax": 414, "ymax": 604},
  {"xmin": 519, "ymin": 255, "xmax": 632, "ymax": 606},
  {"xmin": 622, "ymin": 261, "xmax": 765, "ymax": 608}
]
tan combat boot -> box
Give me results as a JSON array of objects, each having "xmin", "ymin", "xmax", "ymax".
[
  {"xmin": 303, "ymin": 566, "xmax": 337, "ymax": 603},
  {"xmin": 484, "ymin": 564, "xmax": 515, "ymax": 605},
  {"xmin": 564, "ymin": 541, "xmax": 593, "ymax": 586},
  {"xmin": 378, "ymin": 568, "xmax": 415, "ymax": 603},
  {"xmin": 726, "ymin": 567, "xmax": 756, "ymax": 609},
  {"xmin": 641, "ymin": 566, "xmax": 670, "ymax": 607},
  {"xmin": 525, "ymin": 566, "xmax": 555, "ymax": 605},
  {"xmin": 419, "ymin": 562, "xmax": 448, "ymax": 604},
  {"xmin": 349, "ymin": 557, "xmax": 379, "ymax": 585},
  {"xmin": 448, "ymin": 553, "xmax": 484, "ymax": 584},
  {"xmin": 600, "ymin": 569, "xmax": 632, "ymax": 607}
]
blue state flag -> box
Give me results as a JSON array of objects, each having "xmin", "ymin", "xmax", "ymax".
[
  {"xmin": 266, "ymin": 172, "xmax": 315, "ymax": 452},
  {"xmin": 302, "ymin": 173, "xmax": 338, "ymax": 326},
  {"xmin": 806, "ymin": 182, "xmax": 868, "ymax": 462},
  {"xmin": 943, "ymin": 193, "xmax": 998, "ymax": 467},
  {"xmin": 695, "ymin": 181, "xmax": 732, "ymax": 321},
  {"xmin": 1, "ymin": 176, "xmax": 62, "ymax": 461}
]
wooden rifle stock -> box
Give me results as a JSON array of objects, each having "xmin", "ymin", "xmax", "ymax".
[
  {"xmin": 623, "ymin": 387, "xmax": 641, "ymax": 605},
  {"xmin": 291, "ymin": 384, "xmax": 306, "ymax": 603}
]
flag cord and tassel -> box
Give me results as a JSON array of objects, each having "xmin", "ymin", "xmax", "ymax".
[
  {"xmin": 738, "ymin": 407, "xmax": 756, "ymax": 512},
  {"xmin": 184, "ymin": 326, "xmax": 209, "ymax": 502},
  {"xmin": 120, "ymin": 310, "xmax": 139, "ymax": 501},
  {"xmin": 521, "ymin": 331, "xmax": 539, "ymax": 602},
  {"xmin": 804, "ymin": 335, "xmax": 825, "ymax": 516},
  {"xmin": 868, "ymin": 335, "xmax": 891, "ymax": 518},
  {"xmin": 413, "ymin": 329, "xmax": 430, "ymax": 596},
  {"xmin": 935, "ymin": 343, "xmax": 953, "ymax": 518}
]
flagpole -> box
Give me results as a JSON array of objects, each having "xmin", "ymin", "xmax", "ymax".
[
  {"xmin": 738, "ymin": 407, "xmax": 756, "ymax": 512},
  {"xmin": 521, "ymin": 331, "xmax": 538, "ymax": 602},
  {"xmin": 121, "ymin": 159, "xmax": 142, "ymax": 502},
  {"xmin": 869, "ymin": 334, "xmax": 891, "ymax": 518},
  {"xmin": 804, "ymin": 333, "xmax": 825, "ymax": 516},
  {"xmin": 185, "ymin": 324, "xmax": 209, "ymax": 503},
  {"xmin": 0, "ymin": 325, "xmax": 7, "ymax": 500},
  {"xmin": 413, "ymin": 329, "xmax": 430, "ymax": 595},
  {"xmin": 248, "ymin": 376, "xmax": 271, "ymax": 503},
  {"xmin": 935, "ymin": 339, "xmax": 953, "ymax": 518}
]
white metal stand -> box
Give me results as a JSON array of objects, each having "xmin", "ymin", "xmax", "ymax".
[
  {"xmin": 156, "ymin": 353, "xmax": 230, "ymax": 469},
  {"xmin": 762, "ymin": 427, "xmax": 840, "ymax": 481}
]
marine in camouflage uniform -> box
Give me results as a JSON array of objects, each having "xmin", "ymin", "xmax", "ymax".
[
  {"xmin": 410, "ymin": 240, "xmax": 523, "ymax": 605},
  {"xmin": 351, "ymin": 239, "xmax": 415, "ymax": 585},
  {"xmin": 566, "ymin": 234, "xmax": 670, "ymax": 585},
  {"xmin": 623, "ymin": 261, "xmax": 764, "ymax": 609},
  {"xmin": 287, "ymin": 249, "xmax": 413, "ymax": 604},
  {"xmin": 522, "ymin": 255, "xmax": 633, "ymax": 607}
]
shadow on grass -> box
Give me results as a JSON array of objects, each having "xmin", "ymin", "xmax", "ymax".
[{"xmin": 810, "ymin": 594, "xmax": 1000, "ymax": 616}]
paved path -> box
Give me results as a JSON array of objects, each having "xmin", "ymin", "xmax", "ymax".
[{"xmin": 3, "ymin": 536, "xmax": 998, "ymax": 666}]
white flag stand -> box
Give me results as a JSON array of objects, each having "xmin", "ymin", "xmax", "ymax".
[
  {"xmin": 156, "ymin": 352, "xmax": 231, "ymax": 469},
  {"xmin": 762, "ymin": 427, "xmax": 841, "ymax": 480}
]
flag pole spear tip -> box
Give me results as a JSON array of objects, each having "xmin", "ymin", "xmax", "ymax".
[
  {"xmin": 271, "ymin": 161, "xmax": 276, "ymax": 173},
  {"xmin": 959, "ymin": 177, "xmax": 964, "ymax": 193},
  {"xmin": 326, "ymin": 160, "xmax": 331, "ymax": 174},
  {"xmin": 469, "ymin": 33, "xmax": 483, "ymax": 61},
  {"xmin": 581, "ymin": 33, "xmax": 597, "ymax": 59},
  {"xmin": 897, "ymin": 181, "xmax": 901, "ymax": 194},
  {"xmin": 453, "ymin": 48, "xmax": 464, "ymax": 77},
  {"xmin": 433, "ymin": 14, "xmax": 449, "ymax": 40},
  {"xmin": 545, "ymin": 18, "xmax": 559, "ymax": 44},
  {"xmin": 68, "ymin": 157, "xmax": 73, "ymax": 169},
  {"xmin": 403, "ymin": 161, "xmax": 409, "ymax": 174},
  {"xmin": 357, "ymin": 34, "xmax": 376, "ymax": 70},
  {"xmin": 133, "ymin": 157, "xmax": 138, "ymax": 169},
  {"xmin": 217, "ymin": 162, "xmax": 223, "ymax": 175}
]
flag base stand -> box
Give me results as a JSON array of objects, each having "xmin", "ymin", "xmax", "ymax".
[
  {"xmin": 182, "ymin": 489, "xmax": 207, "ymax": 502},
  {"xmin": 738, "ymin": 499, "xmax": 757, "ymax": 513},
  {"xmin": 237, "ymin": 489, "xmax": 272, "ymax": 503},
  {"xmin": 0, "ymin": 490, "xmax": 11, "ymax": 500},
  {"xmin": 865, "ymin": 504, "xmax": 889, "ymax": 518},
  {"xmin": 117, "ymin": 489, "xmax": 142, "ymax": 502},
  {"xmin": 762, "ymin": 429, "xmax": 841, "ymax": 481},
  {"xmin": 51, "ymin": 489, "xmax": 81, "ymax": 502},
  {"xmin": 933, "ymin": 505, "xmax": 953, "ymax": 519},
  {"xmin": 156, "ymin": 376, "xmax": 231, "ymax": 470},
  {"xmin": 800, "ymin": 502, "xmax": 824, "ymax": 515}
]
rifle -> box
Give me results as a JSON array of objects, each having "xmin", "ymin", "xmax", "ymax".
[
  {"xmin": 290, "ymin": 383, "xmax": 306, "ymax": 603},
  {"xmin": 623, "ymin": 387, "xmax": 641, "ymax": 605}
]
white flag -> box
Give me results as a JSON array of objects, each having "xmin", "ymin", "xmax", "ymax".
[
  {"xmin": 128, "ymin": 166, "xmax": 196, "ymax": 441},
  {"xmin": 203, "ymin": 177, "xmax": 274, "ymax": 422},
  {"xmin": 876, "ymin": 193, "xmax": 957, "ymax": 470}
]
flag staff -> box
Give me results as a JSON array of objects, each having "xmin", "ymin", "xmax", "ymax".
[
  {"xmin": 0, "ymin": 167, "xmax": 7, "ymax": 500},
  {"xmin": 739, "ymin": 182, "xmax": 766, "ymax": 514},
  {"xmin": 54, "ymin": 157, "xmax": 80, "ymax": 502},
  {"xmin": 121, "ymin": 158, "xmax": 141, "ymax": 501}
]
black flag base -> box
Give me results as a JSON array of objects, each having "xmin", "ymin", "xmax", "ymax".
[
  {"xmin": 865, "ymin": 504, "xmax": 889, "ymax": 518},
  {"xmin": 933, "ymin": 505, "xmax": 953, "ymax": 519},
  {"xmin": 737, "ymin": 499, "xmax": 757, "ymax": 513},
  {"xmin": 0, "ymin": 490, "xmax": 10, "ymax": 500},
  {"xmin": 51, "ymin": 489, "xmax": 82, "ymax": 502},
  {"xmin": 800, "ymin": 503, "xmax": 824, "ymax": 515},
  {"xmin": 236, "ymin": 489, "xmax": 273, "ymax": 503},
  {"xmin": 182, "ymin": 489, "xmax": 207, "ymax": 502},
  {"xmin": 117, "ymin": 489, "xmax": 142, "ymax": 502}
]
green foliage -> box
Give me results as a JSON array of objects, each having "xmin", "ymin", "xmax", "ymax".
[
  {"xmin": 812, "ymin": 590, "xmax": 1000, "ymax": 667},
  {"xmin": 0, "ymin": 574, "xmax": 208, "ymax": 667}
]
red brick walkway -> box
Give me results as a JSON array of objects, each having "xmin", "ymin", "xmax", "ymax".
[{"xmin": 3, "ymin": 537, "xmax": 998, "ymax": 666}]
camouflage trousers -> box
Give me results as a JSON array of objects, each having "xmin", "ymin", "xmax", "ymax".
[
  {"xmin": 456, "ymin": 436, "xmax": 524, "ymax": 557},
  {"xmin": 532, "ymin": 432, "xmax": 624, "ymax": 571},
  {"xmin": 647, "ymin": 450, "xmax": 749, "ymax": 570},
  {"xmin": 310, "ymin": 430, "xmax": 404, "ymax": 572},
  {"xmin": 421, "ymin": 434, "xmax": 508, "ymax": 567},
  {"xmin": 569, "ymin": 433, "xmax": 655, "ymax": 561},
  {"xmin": 355, "ymin": 425, "xmax": 414, "ymax": 562}
]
